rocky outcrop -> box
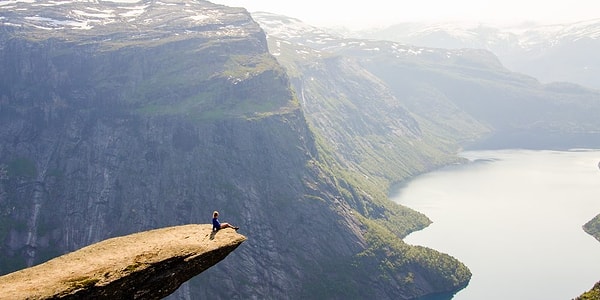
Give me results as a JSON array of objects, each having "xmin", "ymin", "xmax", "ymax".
[
  {"xmin": 583, "ymin": 214, "xmax": 600, "ymax": 242},
  {"xmin": 0, "ymin": 224, "xmax": 245, "ymax": 299}
]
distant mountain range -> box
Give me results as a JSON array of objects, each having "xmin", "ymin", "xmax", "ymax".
[
  {"xmin": 349, "ymin": 19, "xmax": 600, "ymax": 90},
  {"xmin": 253, "ymin": 12, "xmax": 600, "ymax": 149}
]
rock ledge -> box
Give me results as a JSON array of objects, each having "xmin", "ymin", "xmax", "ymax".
[{"xmin": 0, "ymin": 224, "xmax": 246, "ymax": 299}]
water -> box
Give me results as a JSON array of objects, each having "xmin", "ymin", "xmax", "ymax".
[{"xmin": 392, "ymin": 149, "xmax": 600, "ymax": 300}]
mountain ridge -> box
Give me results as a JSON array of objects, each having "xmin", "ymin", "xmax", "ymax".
[
  {"xmin": 349, "ymin": 18, "xmax": 600, "ymax": 89},
  {"xmin": 254, "ymin": 12, "xmax": 600, "ymax": 151}
]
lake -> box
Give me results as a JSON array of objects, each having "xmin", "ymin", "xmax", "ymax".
[{"xmin": 391, "ymin": 149, "xmax": 600, "ymax": 300}]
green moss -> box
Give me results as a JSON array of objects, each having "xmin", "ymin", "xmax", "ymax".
[
  {"xmin": 125, "ymin": 262, "xmax": 143, "ymax": 273},
  {"xmin": 303, "ymin": 135, "xmax": 471, "ymax": 292},
  {"xmin": 65, "ymin": 276, "xmax": 100, "ymax": 291},
  {"xmin": 356, "ymin": 215, "xmax": 471, "ymax": 291},
  {"xmin": 222, "ymin": 54, "xmax": 281, "ymax": 79},
  {"xmin": 133, "ymin": 51, "xmax": 297, "ymax": 120},
  {"xmin": 311, "ymin": 129, "xmax": 433, "ymax": 238}
]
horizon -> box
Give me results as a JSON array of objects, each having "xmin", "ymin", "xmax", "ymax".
[{"xmin": 211, "ymin": 0, "xmax": 600, "ymax": 29}]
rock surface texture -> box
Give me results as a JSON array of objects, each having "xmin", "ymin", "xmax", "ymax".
[{"xmin": 0, "ymin": 224, "xmax": 245, "ymax": 299}]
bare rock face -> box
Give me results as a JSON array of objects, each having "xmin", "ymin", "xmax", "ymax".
[{"xmin": 0, "ymin": 225, "xmax": 246, "ymax": 299}]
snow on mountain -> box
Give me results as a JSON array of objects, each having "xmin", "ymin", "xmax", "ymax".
[
  {"xmin": 251, "ymin": 11, "xmax": 346, "ymax": 53},
  {"xmin": 251, "ymin": 11, "xmax": 504, "ymax": 69},
  {"xmin": 499, "ymin": 19, "xmax": 600, "ymax": 51},
  {"xmin": 350, "ymin": 19, "xmax": 600, "ymax": 89},
  {"xmin": 354, "ymin": 19, "xmax": 600, "ymax": 51},
  {"xmin": 0, "ymin": 0, "xmax": 254, "ymax": 40},
  {"xmin": 511, "ymin": 19, "xmax": 600, "ymax": 42}
]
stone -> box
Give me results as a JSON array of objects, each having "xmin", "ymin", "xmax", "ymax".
[{"xmin": 0, "ymin": 224, "xmax": 246, "ymax": 299}]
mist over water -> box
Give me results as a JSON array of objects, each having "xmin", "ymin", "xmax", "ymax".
[{"xmin": 392, "ymin": 149, "xmax": 600, "ymax": 300}]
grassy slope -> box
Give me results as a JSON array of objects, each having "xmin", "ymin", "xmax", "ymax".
[
  {"xmin": 270, "ymin": 37, "xmax": 473, "ymax": 295},
  {"xmin": 576, "ymin": 281, "xmax": 600, "ymax": 300}
]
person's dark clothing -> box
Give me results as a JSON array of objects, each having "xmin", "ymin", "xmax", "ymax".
[{"xmin": 212, "ymin": 217, "xmax": 221, "ymax": 231}]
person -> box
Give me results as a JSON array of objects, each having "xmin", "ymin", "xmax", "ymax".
[{"xmin": 212, "ymin": 211, "xmax": 239, "ymax": 231}]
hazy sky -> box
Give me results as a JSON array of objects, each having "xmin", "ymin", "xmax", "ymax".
[{"xmin": 211, "ymin": 0, "xmax": 600, "ymax": 29}]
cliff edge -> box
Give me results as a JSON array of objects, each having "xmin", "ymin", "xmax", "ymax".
[{"xmin": 0, "ymin": 225, "xmax": 246, "ymax": 299}]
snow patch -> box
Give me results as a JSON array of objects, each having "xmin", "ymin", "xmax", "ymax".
[
  {"xmin": 102, "ymin": 0, "xmax": 141, "ymax": 3},
  {"xmin": 118, "ymin": 5, "xmax": 147, "ymax": 18},
  {"xmin": 188, "ymin": 15, "xmax": 210, "ymax": 22},
  {"xmin": 0, "ymin": 0, "xmax": 35, "ymax": 6},
  {"xmin": 25, "ymin": 16, "xmax": 91, "ymax": 30},
  {"xmin": 72, "ymin": 9, "xmax": 114, "ymax": 19}
]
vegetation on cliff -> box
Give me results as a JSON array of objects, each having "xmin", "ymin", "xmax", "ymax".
[
  {"xmin": 575, "ymin": 281, "xmax": 600, "ymax": 300},
  {"xmin": 256, "ymin": 12, "xmax": 600, "ymax": 299},
  {"xmin": 259, "ymin": 18, "xmax": 475, "ymax": 298}
]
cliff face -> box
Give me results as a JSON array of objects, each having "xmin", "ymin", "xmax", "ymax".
[
  {"xmin": 0, "ymin": 0, "xmax": 283, "ymax": 263},
  {"xmin": 0, "ymin": 0, "xmax": 327, "ymax": 296},
  {"xmin": 0, "ymin": 1, "xmax": 470, "ymax": 299},
  {"xmin": 0, "ymin": 224, "xmax": 245, "ymax": 299}
]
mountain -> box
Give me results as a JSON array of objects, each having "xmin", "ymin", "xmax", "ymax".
[
  {"xmin": 0, "ymin": 1, "xmax": 471, "ymax": 299},
  {"xmin": 253, "ymin": 12, "xmax": 486, "ymax": 185},
  {"xmin": 354, "ymin": 19, "xmax": 600, "ymax": 90},
  {"xmin": 252, "ymin": 13, "xmax": 600, "ymax": 299},
  {"xmin": 253, "ymin": 12, "xmax": 600, "ymax": 151}
]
